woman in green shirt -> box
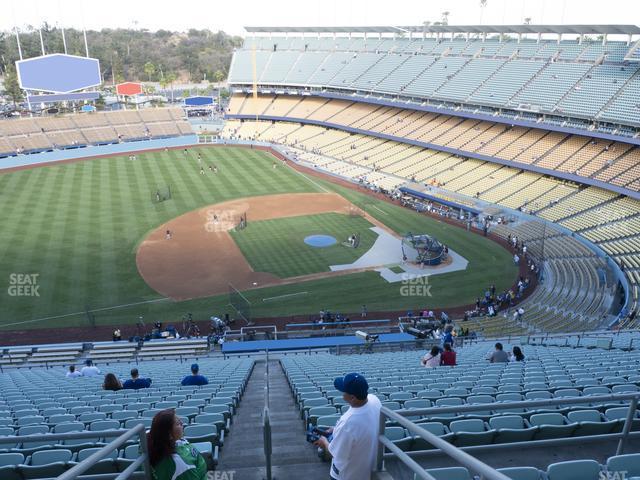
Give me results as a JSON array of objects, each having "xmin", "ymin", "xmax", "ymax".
[{"xmin": 148, "ymin": 409, "xmax": 207, "ymax": 480}]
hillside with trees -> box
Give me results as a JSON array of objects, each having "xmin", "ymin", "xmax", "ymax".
[{"xmin": 0, "ymin": 25, "xmax": 242, "ymax": 85}]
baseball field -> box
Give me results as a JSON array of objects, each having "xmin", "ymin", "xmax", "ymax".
[{"xmin": 0, "ymin": 146, "xmax": 518, "ymax": 330}]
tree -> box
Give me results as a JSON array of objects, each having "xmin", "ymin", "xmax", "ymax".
[
  {"xmin": 523, "ymin": 17, "xmax": 532, "ymax": 25},
  {"xmin": 143, "ymin": 61, "xmax": 156, "ymax": 81},
  {"xmin": 2, "ymin": 67, "xmax": 24, "ymax": 106},
  {"xmin": 165, "ymin": 72, "xmax": 177, "ymax": 102},
  {"xmin": 213, "ymin": 69, "xmax": 225, "ymax": 84},
  {"xmin": 441, "ymin": 11, "xmax": 450, "ymax": 25}
]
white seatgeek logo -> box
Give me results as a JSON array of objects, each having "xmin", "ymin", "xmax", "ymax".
[
  {"xmin": 600, "ymin": 472, "xmax": 629, "ymax": 480},
  {"xmin": 207, "ymin": 471, "xmax": 236, "ymax": 480},
  {"xmin": 399, "ymin": 274, "xmax": 432, "ymax": 297},
  {"xmin": 8, "ymin": 273, "xmax": 40, "ymax": 297}
]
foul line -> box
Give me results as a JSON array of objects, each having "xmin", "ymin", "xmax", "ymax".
[
  {"xmin": 262, "ymin": 292, "xmax": 309, "ymax": 302},
  {"xmin": 286, "ymin": 162, "xmax": 330, "ymax": 193},
  {"xmin": 0, "ymin": 297, "xmax": 170, "ymax": 329},
  {"xmin": 370, "ymin": 205, "xmax": 388, "ymax": 215}
]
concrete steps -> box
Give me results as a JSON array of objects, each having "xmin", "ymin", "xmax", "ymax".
[{"xmin": 216, "ymin": 359, "xmax": 330, "ymax": 479}]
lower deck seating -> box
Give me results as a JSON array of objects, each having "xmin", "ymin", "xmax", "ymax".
[{"xmin": 223, "ymin": 120, "xmax": 626, "ymax": 331}]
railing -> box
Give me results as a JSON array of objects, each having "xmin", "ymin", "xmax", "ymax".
[
  {"xmin": 285, "ymin": 318, "xmax": 393, "ymax": 330},
  {"xmin": 263, "ymin": 351, "xmax": 273, "ymax": 480},
  {"xmin": 263, "ymin": 406, "xmax": 273, "ymax": 480},
  {"xmin": 0, "ymin": 425, "xmax": 151, "ymax": 480},
  {"xmin": 377, "ymin": 407, "xmax": 511, "ymax": 480},
  {"xmin": 238, "ymin": 325, "xmax": 279, "ymax": 340},
  {"xmin": 376, "ymin": 392, "xmax": 640, "ymax": 478}
]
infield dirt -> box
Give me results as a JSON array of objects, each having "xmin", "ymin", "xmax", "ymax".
[{"xmin": 136, "ymin": 192, "xmax": 398, "ymax": 300}]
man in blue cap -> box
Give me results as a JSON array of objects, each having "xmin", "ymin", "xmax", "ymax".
[
  {"xmin": 314, "ymin": 372, "xmax": 381, "ymax": 480},
  {"xmin": 180, "ymin": 363, "xmax": 209, "ymax": 386}
]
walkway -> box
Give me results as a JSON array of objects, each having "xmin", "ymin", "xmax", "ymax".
[{"xmin": 216, "ymin": 359, "xmax": 330, "ymax": 479}]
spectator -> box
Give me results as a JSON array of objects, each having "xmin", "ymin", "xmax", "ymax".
[
  {"xmin": 123, "ymin": 368, "xmax": 152, "ymax": 390},
  {"xmin": 181, "ymin": 363, "xmax": 208, "ymax": 386},
  {"xmin": 81, "ymin": 359, "xmax": 101, "ymax": 377},
  {"xmin": 66, "ymin": 365, "xmax": 81, "ymax": 378},
  {"xmin": 421, "ymin": 346, "xmax": 441, "ymax": 368},
  {"xmin": 314, "ymin": 373, "xmax": 381, "ymax": 480},
  {"xmin": 441, "ymin": 324, "xmax": 454, "ymax": 347},
  {"xmin": 147, "ymin": 409, "xmax": 207, "ymax": 480},
  {"xmin": 103, "ymin": 373, "xmax": 122, "ymax": 391},
  {"xmin": 440, "ymin": 343, "xmax": 457, "ymax": 366},
  {"xmin": 489, "ymin": 343, "xmax": 509, "ymax": 363},
  {"xmin": 510, "ymin": 346, "xmax": 525, "ymax": 362}
]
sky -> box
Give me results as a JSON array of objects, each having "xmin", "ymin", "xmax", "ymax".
[{"xmin": 2, "ymin": 0, "xmax": 640, "ymax": 37}]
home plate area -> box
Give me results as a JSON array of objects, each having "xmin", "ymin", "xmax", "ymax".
[{"xmin": 329, "ymin": 226, "xmax": 468, "ymax": 283}]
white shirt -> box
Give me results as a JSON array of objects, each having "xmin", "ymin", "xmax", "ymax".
[
  {"xmin": 328, "ymin": 394, "xmax": 381, "ymax": 480},
  {"xmin": 422, "ymin": 353, "xmax": 441, "ymax": 368},
  {"xmin": 66, "ymin": 371, "xmax": 82, "ymax": 378},
  {"xmin": 80, "ymin": 365, "xmax": 101, "ymax": 377}
]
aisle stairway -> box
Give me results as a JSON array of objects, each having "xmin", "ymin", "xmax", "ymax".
[{"xmin": 216, "ymin": 359, "xmax": 330, "ymax": 479}]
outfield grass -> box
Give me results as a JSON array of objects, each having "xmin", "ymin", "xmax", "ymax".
[
  {"xmin": 0, "ymin": 147, "xmax": 319, "ymax": 328},
  {"xmin": 0, "ymin": 147, "xmax": 517, "ymax": 329},
  {"xmin": 229, "ymin": 213, "xmax": 377, "ymax": 278}
]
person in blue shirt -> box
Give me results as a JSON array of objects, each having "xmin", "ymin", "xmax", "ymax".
[
  {"xmin": 181, "ymin": 364, "xmax": 208, "ymax": 386},
  {"xmin": 123, "ymin": 368, "xmax": 152, "ymax": 390}
]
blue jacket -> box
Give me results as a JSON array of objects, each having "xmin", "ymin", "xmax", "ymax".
[
  {"xmin": 181, "ymin": 374, "xmax": 208, "ymax": 386},
  {"xmin": 122, "ymin": 377, "xmax": 152, "ymax": 390}
]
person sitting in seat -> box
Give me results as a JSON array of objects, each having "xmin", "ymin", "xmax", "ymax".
[
  {"xmin": 148, "ymin": 409, "xmax": 207, "ymax": 480},
  {"xmin": 123, "ymin": 368, "xmax": 152, "ymax": 390},
  {"xmin": 421, "ymin": 346, "xmax": 441, "ymax": 368},
  {"xmin": 103, "ymin": 373, "xmax": 122, "ymax": 391},
  {"xmin": 489, "ymin": 342, "xmax": 509, "ymax": 363},
  {"xmin": 81, "ymin": 359, "xmax": 101, "ymax": 377},
  {"xmin": 66, "ymin": 365, "xmax": 81, "ymax": 378},
  {"xmin": 181, "ymin": 363, "xmax": 208, "ymax": 386},
  {"xmin": 510, "ymin": 346, "xmax": 525, "ymax": 362},
  {"xmin": 440, "ymin": 343, "xmax": 457, "ymax": 366}
]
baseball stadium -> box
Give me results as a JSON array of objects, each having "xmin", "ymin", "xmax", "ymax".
[{"xmin": 1, "ymin": 3, "xmax": 640, "ymax": 480}]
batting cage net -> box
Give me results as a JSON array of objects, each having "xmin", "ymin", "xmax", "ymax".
[
  {"xmin": 152, "ymin": 185, "xmax": 172, "ymax": 203},
  {"xmin": 228, "ymin": 283, "xmax": 252, "ymax": 324}
]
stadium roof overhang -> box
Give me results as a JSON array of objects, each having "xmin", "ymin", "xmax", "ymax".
[
  {"xmin": 244, "ymin": 26, "xmax": 404, "ymax": 33},
  {"xmin": 244, "ymin": 24, "xmax": 640, "ymax": 35}
]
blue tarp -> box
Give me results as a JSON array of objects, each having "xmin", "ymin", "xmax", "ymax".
[{"xmin": 185, "ymin": 96, "xmax": 215, "ymax": 106}]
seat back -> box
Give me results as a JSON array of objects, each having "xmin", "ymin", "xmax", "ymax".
[
  {"xmin": 496, "ymin": 467, "xmax": 541, "ymax": 480},
  {"xmin": 449, "ymin": 419, "xmax": 485, "ymax": 433},
  {"xmin": 424, "ymin": 466, "xmax": 471, "ymax": 480},
  {"xmin": 529, "ymin": 413, "xmax": 565, "ymax": 426},
  {"xmin": 0, "ymin": 453, "xmax": 24, "ymax": 467},
  {"xmin": 31, "ymin": 449, "xmax": 72, "ymax": 465},
  {"xmin": 606, "ymin": 453, "xmax": 640, "ymax": 477},
  {"xmin": 546, "ymin": 460, "xmax": 601, "ymax": 480}
]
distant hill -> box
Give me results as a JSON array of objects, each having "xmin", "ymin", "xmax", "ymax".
[{"xmin": 0, "ymin": 25, "xmax": 242, "ymax": 84}]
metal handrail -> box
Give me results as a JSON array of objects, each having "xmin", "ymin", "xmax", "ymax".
[
  {"xmin": 378, "ymin": 407, "xmax": 511, "ymax": 480},
  {"xmin": 285, "ymin": 319, "xmax": 392, "ymax": 329},
  {"xmin": 0, "ymin": 428, "xmax": 139, "ymax": 445},
  {"xmin": 389, "ymin": 392, "xmax": 640, "ymax": 417},
  {"xmin": 263, "ymin": 406, "xmax": 273, "ymax": 480},
  {"xmin": 55, "ymin": 424, "xmax": 151, "ymax": 480},
  {"xmin": 376, "ymin": 392, "xmax": 640, "ymax": 478}
]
